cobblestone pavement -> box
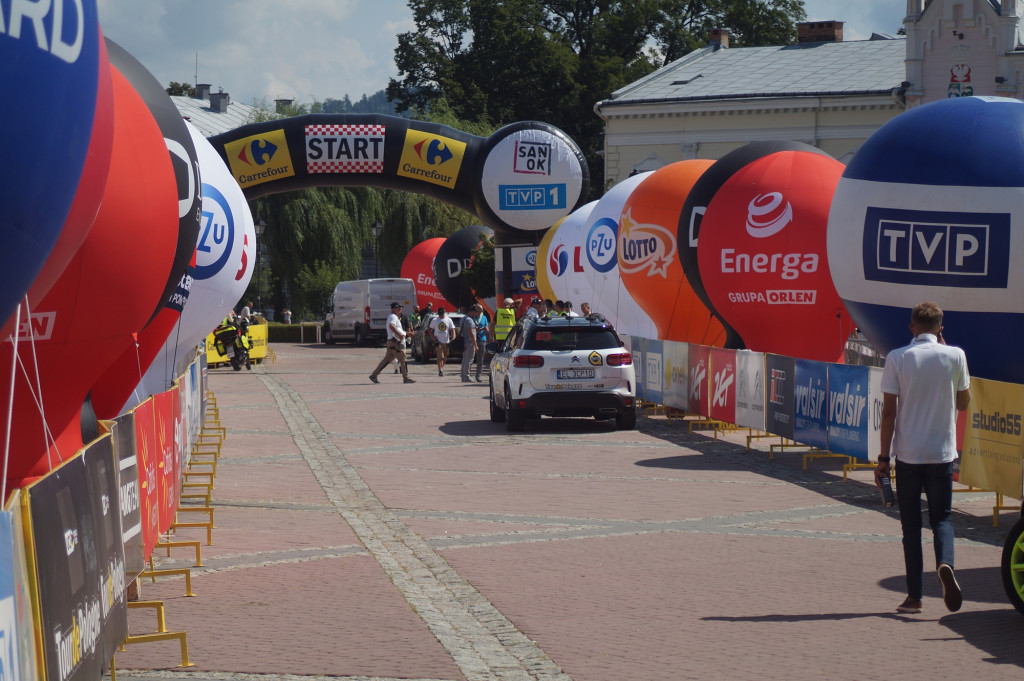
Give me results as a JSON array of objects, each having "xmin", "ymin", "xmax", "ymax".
[{"xmin": 111, "ymin": 343, "xmax": 1024, "ymax": 681}]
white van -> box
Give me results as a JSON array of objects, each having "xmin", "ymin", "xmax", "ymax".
[{"xmin": 323, "ymin": 278, "xmax": 417, "ymax": 345}]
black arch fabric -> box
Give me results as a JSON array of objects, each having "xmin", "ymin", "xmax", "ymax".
[{"xmin": 209, "ymin": 117, "xmax": 589, "ymax": 243}]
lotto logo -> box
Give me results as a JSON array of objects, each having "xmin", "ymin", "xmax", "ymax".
[{"xmin": 863, "ymin": 207, "xmax": 1010, "ymax": 288}]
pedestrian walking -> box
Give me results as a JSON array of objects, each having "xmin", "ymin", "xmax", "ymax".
[
  {"xmin": 459, "ymin": 306, "xmax": 479, "ymax": 382},
  {"xmin": 369, "ymin": 302, "xmax": 416, "ymax": 384},
  {"xmin": 474, "ymin": 305, "xmax": 489, "ymax": 382},
  {"xmin": 428, "ymin": 307, "xmax": 453, "ymax": 376},
  {"xmin": 876, "ymin": 302, "xmax": 970, "ymax": 614}
]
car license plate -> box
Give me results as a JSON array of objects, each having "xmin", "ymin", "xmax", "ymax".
[{"xmin": 556, "ymin": 369, "xmax": 594, "ymax": 379}]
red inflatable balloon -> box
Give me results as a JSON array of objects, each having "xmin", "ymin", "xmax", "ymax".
[
  {"xmin": 697, "ymin": 149, "xmax": 854, "ymax": 361},
  {"xmin": 617, "ymin": 160, "xmax": 725, "ymax": 345},
  {"xmin": 401, "ymin": 238, "xmax": 447, "ymax": 310},
  {"xmin": 1, "ymin": 66, "xmax": 179, "ymax": 489}
]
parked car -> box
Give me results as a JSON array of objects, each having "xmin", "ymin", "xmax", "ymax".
[
  {"xmin": 410, "ymin": 311, "xmax": 466, "ymax": 362},
  {"xmin": 487, "ymin": 314, "xmax": 636, "ymax": 431}
]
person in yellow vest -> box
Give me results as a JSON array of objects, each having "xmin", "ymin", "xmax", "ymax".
[{"xmin": 492, "ymin": 297, "xmax": 517, "ymax": 342}]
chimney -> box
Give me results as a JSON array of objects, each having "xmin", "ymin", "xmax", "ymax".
[
  {"xmin": 708, "ymin": 28, "xmax": 730, "ymax": 49},
  {"xmin": 275, "ymin": 98, "xmax": 294, "ymax": 113},
  {"xmin": 797, "ymin": 21, "xmax": 844, "ymax": 43},
  {"xmin": 194, "ymin": 83, "xmax": 211, "ymax": 99},
  {"xmin": 209, "ymin": 90, "xmax": 230, "ymax": 113}
]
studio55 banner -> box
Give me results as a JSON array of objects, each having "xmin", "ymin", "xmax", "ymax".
[{"xmin": 960, "ymin": 377, "xmax": 1024, "ymax": 499}]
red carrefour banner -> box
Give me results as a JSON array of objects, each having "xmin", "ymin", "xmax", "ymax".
[
  {"xmin": 709, "ymin": 347, "xmax": 737, "ymax": 424},
  {"xmin": 153, "ymin": 386, "xmax": 180, "ymax": 535},
  {"xmin": 133, "ymin": 397, "xmax": 160, "ymax": 559},
  {"xmin": 688, "ymin": 344, "xmax": 711, "ymax": 417}
]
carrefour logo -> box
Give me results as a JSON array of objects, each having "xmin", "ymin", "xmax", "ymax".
[
  {"xmin": 224, "ymin": 129, "xmax": 295, "ymax": 188},
  {"xmin": 586, "ymin": 217, "xmax": 618, "ymax": 273},
  {"xmin": 862, "ymin": 207, "xmax": 1010, "ymax": 288},
  {"xmin": 397, "ymin": 129, "xmax": 466, "ymax": 189}
]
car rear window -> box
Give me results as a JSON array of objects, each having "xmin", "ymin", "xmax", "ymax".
[{"xmin": 526, "ymin": 327, "xmax": 620, "ymax": 351}]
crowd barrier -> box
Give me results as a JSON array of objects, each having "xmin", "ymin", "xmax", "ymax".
[
  {"xmin": 1, "ymin": 351, "xmax": 209, "ymax": 680},
  {"xmin": 627, "ymin": 337, "xmax": 1024, "ymax": 518},
  {"xmin": 204, "ymin": 316, "xmax": 269, "ymax": 367}
]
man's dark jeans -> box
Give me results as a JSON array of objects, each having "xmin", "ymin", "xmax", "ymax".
[{"xmin": 895, "ymin": 460, "xmax": 955, "ymax": 600}]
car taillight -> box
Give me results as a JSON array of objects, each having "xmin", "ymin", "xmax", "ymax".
[
  {"xmin": 607, "ymin": 352, "xmax": 632, "ymax": 366},
  {"xmin": 364, "ymin": 306, "xmax": 371, "ymax": 324},
  {"xmin": 512, "ymin": 355, "xmax": 544, "ymax": 368}
]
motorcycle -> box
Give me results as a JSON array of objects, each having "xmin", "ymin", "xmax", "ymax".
[{"xmin": 213, "ymin": 319, "xmax": 252, "ymax": 371}]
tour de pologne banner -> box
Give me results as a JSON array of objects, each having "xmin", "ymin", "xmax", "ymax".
[
  {"xmin": 1, "ymin": 490, "xmax": 39, "ymax": 681},
  {"xmin": 764, "ymin": 354, "xmax": 796, "ymax": 440},
  {"xmin": 960, "ymin": 377, "xmax": 1024, "ymax": 499},
  {"xmin": 112, "ymin": 413, "xmax": 145, "ymax": 580},
  {"xmin": 734, "ymin": 350, "xmax": 766, "ymax": 431},
  {"xmin": 133, "ymin": 397, "xmax": 161, "ymax": 560},
  {"xmin": 663, "ymin": 341, "xmax": 689, "ymax": 411},
  {"xmin": 643, "ymin": 339, "xmax": 664, "ymax": 406},
  {"xmin": 709, "ymin": 348, "xmax": 737, "ymax": 424},
  {"xmin": 27, "ymin": 436, "xmax": 127, "ymax": 681},
  {"xmin": 825, "ymin": 363, "xmax": 871, "ymax": 460},
  {"xmin": 793, "ymin": 359, "xmax": 829, "ymax": 450},
  {"xmin": 688, "ymin": 345, "xmax": 711, "ymax": 417}
]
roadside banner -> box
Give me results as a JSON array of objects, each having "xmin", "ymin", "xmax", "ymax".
[
  {"xmin": 826, "ymin": 364, "xmax": 871, "ymax": 460},
  {"xmin": 153, "ymin": 387, "xmax": 180, "ymax": 534},
  {"xmin": 662, "ymin": 340, "xmax": 689, "ymax": 411},
  {"xmin": 764, "ymin": 354, "xmax": 796, "ymax": 439},
  {"xmin": 133, "ymin": 398, "xmax": 160, "ymax": 559},
  {"xmin": 709, "ymin": 348, "xmax": 736, "ymax": 424},
  {"xmin": 112, "ymin": 413, "xmax": 146, "ymax": 580},
  {"xmin": 0, "ymin": 490, "xmax": 40, "ymax": 681},
  {"xmin": 960, "ymin": 377, "xmax": 1024, "ymax": 499},
  {"xmin": 629, "ymin": 337, "xmax": 644, "ymax": 400},
  {"xmin": 27, "ymin": 438, "xmax": 127, "ymax": 681},
  {"xmin": 868, "ymin": 367, "xmax": 883, "ymax": 461},
  {"xmin": 688, "ymin": 344, "xmax": 711, "ymax": 417},
  {"xmin": 643, "ymin": 339, "xmax": 664, "ymax": 406},
  {"xmin": 794, "ymin": 359, "xmax": 829, "ymax": 449},
  {"xmin": 734, "ymin": 350, "xmax": 765, "ymax": 431}
]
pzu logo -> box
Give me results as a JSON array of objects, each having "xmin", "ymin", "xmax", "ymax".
[
  {"xmin": 863, "ymin": 207, "xmax": 1010, "ymax": 288},
  {"xmin": 586, "ymin": 218, "xmax": 618, "ymax": 273}
]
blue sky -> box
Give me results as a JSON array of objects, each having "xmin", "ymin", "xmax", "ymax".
[{"xmin": 97, "ymin": 0, "xmax": 908, "ymax": 107}]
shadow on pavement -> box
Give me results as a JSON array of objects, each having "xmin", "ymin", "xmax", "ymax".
[
  {"xmin": 879, "ymin": 566, "xmax": 1008, "ymax": 605},
  {"xmin": 439, "ymin": 416, "xmax": 618, "ymax": 437},
  {"xmin": 938, "ymin": 608, "xmax": 1024, "ymax": 668}
]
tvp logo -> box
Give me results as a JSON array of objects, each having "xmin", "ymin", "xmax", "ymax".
[
  {"xmin": 224, "ymin": 129, "xmax": 295, "ymax": 189},
  {"xmin": 863, "ymin": 207, "xmax": 1010, "ymax": 288}
]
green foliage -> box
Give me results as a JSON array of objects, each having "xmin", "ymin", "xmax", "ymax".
[
  {"xmin": 294, "ymin": 260, "xmax": 345, "ymax": 320},
  {"xmin": 461, "ymin": 233, "xmax": 495, "ymax": 299},
  {"xmin": 166, "ymin": 81, "xmax": 195, "ymax": 97},
  {"xmin": 388, "ymin": 0, "xmax": 807, "ymax": 194}
]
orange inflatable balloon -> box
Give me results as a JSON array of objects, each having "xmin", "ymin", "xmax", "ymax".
[
  {"xmin": 617, "ymin": 160, "xmax": 725, "ymax": 345},
  {"xmin": 1, "ymin": 66, "xmax": 179, "ymax": 489}
]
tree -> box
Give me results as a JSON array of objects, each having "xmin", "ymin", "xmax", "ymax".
[
  {"xmin": 388, "ymin": 1, "xmax": 808, "ymax": 193},
  {"xmin": 166, "ymin": 81, "xmax": 195, "ymax": 97},
  {"xmin": 461, "ymin": 233, "xmax": 495, "ymax": 299}
]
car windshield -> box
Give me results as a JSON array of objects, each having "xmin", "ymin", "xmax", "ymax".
[{"xmin": 526, "ymin": 327, "xmax": 619, "ymax": 351}]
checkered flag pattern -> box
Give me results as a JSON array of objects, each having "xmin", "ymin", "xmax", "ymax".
[{"xmin": 305, "ymin": 124, "xmax": 386, "ymax": 174}]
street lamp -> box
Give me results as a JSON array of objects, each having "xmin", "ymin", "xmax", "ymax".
[
  {"xmin": 371, "ymin": 220, "xmax": 383, "ymax": 278},
  {"xmin": 255, "ymin": 218, "xmax": 266, "ymax": 314}
]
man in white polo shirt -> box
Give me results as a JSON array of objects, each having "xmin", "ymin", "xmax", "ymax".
[{"xmin": 877, "ymin": 302, "xmax": 970, "ymax": 615}]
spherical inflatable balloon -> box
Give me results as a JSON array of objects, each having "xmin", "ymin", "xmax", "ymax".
[
  {"xmin": 697, "ymin": 144, "xmax": 853, "ymax": 361},
  {"xmin": 401, "ymin": 238, "xmax": 447, "ymax": 310},
  {"xmin": 616, "ymin": 160, "xmax": 725, "ymax": 345},
  {"xmin": 828, "ymin": 96, "xmax": 1024, "ymax": 381},
  {"xmin": 582, "ymin": 173, "xmax": 657, "ymax": 336},
  {"xmin": 1, "ymin": 65, "xmax": 179, "ymax": 488},
  {"xmin": 1, "ymin": 5, "xmax": 106, "ymax": 328},
  {"xmin": 433, "ymin": 225, "xmax": 494, "ymax": 310},
  {"xmin": 542, "ymin": 201, "xmax": 598, "ymax": 308},
  {"xmin": 680, "ymin": 142, "xmax": 830, "ymax": 346},
  {"xmin": 106, "ymin": 39, "xmax": 202, "ymax": 325},
  {"xmin": 125, "ymin": 122, "xmax": 255, "ymax": 410}
]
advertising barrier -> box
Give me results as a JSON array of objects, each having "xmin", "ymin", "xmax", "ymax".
[
  {"xmin": 1, "ymin": 490, "xmax": 40, "ymax": 681},
  {"xmin": 688, "ymin": 345, "xmax": 711, "ymax": 417},
  {"xmin": 111, "ymin": 414, "xmax": 146, "ymax": 580},
  {"xmin": 734, "ymin": 350, "xmax": 766, "ymax": 431},
  {"xmin": 27, "ymin": 436, "xmax": 127, "ymax": 681},
  {"xmin": 764, "ymin": 354, "xmax": 796, "ymax": 440},
  {"xmin": 825, "ymin": 364, "xmax": 871, "ymax": 460},
  {"xmin": 132, "ymin": 398, "xmax": 161, "ymax": 560},
  {"xmin": 709, "ymin": 348, "xmax": 737, "ymax": 425},
  {"xmin": 960, "ymin": 377, "xmax": 1024, "ymax": 499},
  {"xmin": 643, "ymin": 339, "xmax": 665, "ymax": 407},
  {"xmin": 663, "ymin": 341, "xmax": 689, "ymax": 411},
  {"xmin": 793, "ymin": 359, "xmax": 829, "ymax": 450}
]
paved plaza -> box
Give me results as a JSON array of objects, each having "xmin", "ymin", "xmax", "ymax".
[{"xmin": 111, "ymin": 343, "xmax": 1024, "ymax": 681}]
